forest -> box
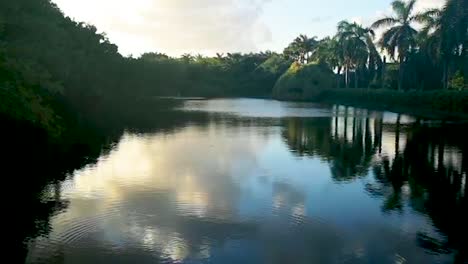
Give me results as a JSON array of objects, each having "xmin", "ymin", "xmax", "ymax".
[{"xmin": 0, "ymin": 0, "xmax": 467, "ymax": 140}]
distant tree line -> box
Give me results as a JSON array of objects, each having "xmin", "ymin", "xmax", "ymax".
[{"xmin": 0, "ymin": 0, "xmax": 467, "ymax": 137}]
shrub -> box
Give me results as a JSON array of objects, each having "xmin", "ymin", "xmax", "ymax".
[
  {"xmin": 449, "ymin": 71, "xmax": 466, "ymax": 91},
  {"xmin": 273, "ymin": 62, "xmax": 335, "ymax": 100}
]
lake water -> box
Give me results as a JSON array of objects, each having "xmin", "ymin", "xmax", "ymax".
[{"xmin": 23, "ymin": 99, "xmax": 467, "ymax": 263}]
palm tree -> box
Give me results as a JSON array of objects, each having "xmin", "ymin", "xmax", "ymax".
[
  {"xmin": 181, "ymin": 53, "xmax": 194, "ymax": 63},
  {"xmin": 313, "ymin": 37, "xmax": 344, "ymax": 88},
  {"xmin": 284, "ymin": 34, "xmax": 318, "ymax": 64},
  {"xmin": 371, "ymin": 0, "xmax": 423, "ymax": 91},
  {"xmin": 439, "ymin": 0, "xmax": 467, "ymax": 89},
  {"xmin": 416, "ymin": 0, "xmax": 467, "ymax": 90},
  {"xmin": 416, "ymin": 9, "xmax": 445, "ymax": 89},
  {"xmin": 337, "ymin": 21, "xmax": 365, "ymax": 88},
  {"xmin": 440, "ymin": 0, "xmax": 467, "ymax": 56},
  {"xmin": 336, "ymin": 21, "xmax": 381, "ymax": 88}
]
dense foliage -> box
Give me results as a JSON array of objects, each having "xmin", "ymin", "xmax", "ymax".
[{"xmin": 273, "ymin": 62, "xmax": 335, "ymax": 100}]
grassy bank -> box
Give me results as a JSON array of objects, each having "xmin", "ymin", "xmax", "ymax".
[{"xmin": 316, "ymin": 89, "xmax": 468, "ymax": 119}]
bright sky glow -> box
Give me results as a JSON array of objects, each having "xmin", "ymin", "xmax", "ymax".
[{"xmin": 52, "ymin": 0, "xmax": 445, "ymax": 56}]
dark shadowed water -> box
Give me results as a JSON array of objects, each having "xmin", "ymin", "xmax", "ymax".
[{"xmin": 22, "ymin": 99, "xmax": 467, "ymax": 263}]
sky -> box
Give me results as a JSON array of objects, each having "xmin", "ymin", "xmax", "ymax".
[{"xmin": 51, "ymin": 0, "xmax": 445, "ymax": 57}]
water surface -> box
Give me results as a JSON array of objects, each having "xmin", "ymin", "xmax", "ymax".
[{"xmin": 25, "ymin": 99, "xmax": 467, "ymax": 263}]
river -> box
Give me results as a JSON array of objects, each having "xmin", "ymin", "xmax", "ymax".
[{"xmin": 22, "ymin": 98, "xmax": 467, "ymax": 263}]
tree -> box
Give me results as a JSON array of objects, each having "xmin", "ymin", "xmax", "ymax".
[
  {"xmin": 140, "ymin": 52, "xmax": 170, "ymax": 62},
  {"xmin": 372, "ymin": 0, "xmax": 423, "ymax": 91},
  {"xmin": 180, "ymin": 53, "xmax": 194, "ymax": 63},
  {"xmin": 439, "ymin": 0, "xmax": 468, "ymax": 89},
  {"xmin": 313, "ymin": 37, "xmax": 344, "ymax": 88},
  {"xmin": 413, "ymin": 0, "xmax": 467, "ymax": 90},
  {"xmin": 336, "ymin": 21, "xmax": 381, "ymax": 88},
  {"xmin": 412, "ymin": 9, "xmax": 445, "ymax": 90},
  {"xmin": 284, "ymin": 34, "xmax": 318, "ymax": 64}
]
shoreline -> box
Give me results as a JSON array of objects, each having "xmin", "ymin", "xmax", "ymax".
[
  {"xmin": 166, "ymin": 93, "xmax": 468, "ymax": 121},
  {"xmin": 313, "ymin": 89, "xmax": 468, "ymax": 121},
  {"xmin": 316, "ymin": 98, "xmax": 468, "ymax": 121}
]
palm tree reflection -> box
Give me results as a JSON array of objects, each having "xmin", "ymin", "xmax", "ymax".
[{"xmin": 282, "ymin": 106, "xmax": 467, "ymax": 261}]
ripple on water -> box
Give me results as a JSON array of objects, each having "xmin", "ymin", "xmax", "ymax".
[{"xmin": 26, "ymin": 209, "xmax": 123, "ymax": 263}]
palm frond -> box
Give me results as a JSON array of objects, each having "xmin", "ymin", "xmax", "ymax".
[
  {"xmin": 412, "ymin": 9, "xmax": 441, "ymax": 24},
  {"xmin": 405, "ymin": 0, "xmax": 418, "ymax": 20},
  {"xmin": 419, "ymin": 25, "xmax": 433, "ymax": 38},
  {"xmin": 420, "ymin": 8, "xmax": 442, "ymax": 18},
  {"xmin": 337, "ymin": 20, "xmax": 353, "ymax": 32},
  {"xmin": 379, "ymin": 26, "xmax": 402, "ymax": 59},
  {"xmin": 371, "ymin": 17, "xmax": 399, "ymax": 29},
  {"xmin": 391, "ymin": 0, "xmax": 407, "ymax": 19}
]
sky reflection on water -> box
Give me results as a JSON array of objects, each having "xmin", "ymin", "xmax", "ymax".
[{"xmin": 26, "ymin": 99, "xmax": 465, "ymax": 264}]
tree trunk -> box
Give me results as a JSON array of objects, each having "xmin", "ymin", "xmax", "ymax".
[
  {"xmin": 381, "ymin": 56, "xmax": 387, "ymax": 89},
  {"xmin": 398, "ymin": 57, "xmax": 404, "ymax": 91},
  {"xmin": 354, "ymin": 69, "xmax": 358, "ymax": 89},
  {"xmin": 442, "ymin": 59, "xmax": 449, "ymax": 90},
  {"xmin": 337, "ymin": 66, "xmax": 342, "ymax": 88},
  {"xmin": 345, "ymin": 65, "xmax": 349, "ymax": 89}
]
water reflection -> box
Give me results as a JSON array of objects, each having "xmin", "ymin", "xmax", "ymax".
[
  {"xmin": 23, "ymin": 99, "xmax": 466, "ymax": 263},
  {"xmin": 282, "ymin": 105, "xmax": 467, "ymax": 262}
]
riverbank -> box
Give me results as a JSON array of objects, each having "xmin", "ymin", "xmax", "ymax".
[{"xmin": 314, "ymin": 89, "xmax": 468, "ymax": 120}]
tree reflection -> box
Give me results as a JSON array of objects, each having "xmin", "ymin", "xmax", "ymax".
[
  {"xmin": 281, "ymin": 106, "xmax": 467, "ymax": 262},
  {"xmin": 3, "ymin": 118, "xmax": 77, "ymax": 263},
  {"xmin": 283, "ymin": 106, "xmax": 381, "ymax": 181},
  {"xmin": 375, "ymin": 123, "xmax": 466, "ymax": 262},
  {"xmin": 9, "ymin": 107, "xmax": 217, "ymax": 263}
]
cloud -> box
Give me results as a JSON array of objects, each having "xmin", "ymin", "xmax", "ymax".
[
  {"xmin": 51, "ymin": 0, "xmax": 447, "ymax": 56},
  {"xmin": 414, "ymin": 0, "xmax": 445, "ymax": 12},
  {"xmin": 53, "ymin": 0, "xmax": 274, "ymax": 56},
  {"xmin": 353, "ymin": 0, "xmax": 445, "ymax": 29}
]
